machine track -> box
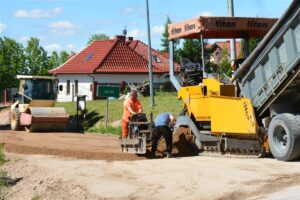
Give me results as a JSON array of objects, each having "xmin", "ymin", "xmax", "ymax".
[
  {"xmin": 180, "ymin": 127, "xmax": 262, "ymax": 158},
  {"xmin": 199, "ymin": 152, "xmax": 259, "ymax": 159}
]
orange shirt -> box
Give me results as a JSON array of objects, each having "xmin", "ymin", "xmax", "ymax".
[{"xmin": 123, "ymin": 98, "xmax": 142, "ymax": 122}]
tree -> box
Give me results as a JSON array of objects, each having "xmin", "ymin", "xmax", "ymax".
[
  {"xmin": 87, "ymin": 34, "xmax": 109, "ymax": 45},
  {"xmin": 59, "ymin": 50, "xmax": 70, "ymax": 64},
  {"xmin": 179, "ymin": 39, "xmax": 209, "ymax": 63},
  {"xmin": 219, "ymin": 47, "xmax": 231, "ymax": 76},
  {"xmin": 240, "ymin": 38, "xmax": 262, "ymax": 58},
  {"xmin": 25, "ymin": 37, "xmax": 49, "ymax": 75},
  {"xmin": 48, "ymin": 51, "xmax": 60, "ymax": 69},
  {"xmin": 160, "ymin": 16, "xmax": 180, "ymax": 61},
  {"xmin": 48, "ymin": 50, "xmax": 71, "ymax": 70},
  {"xmin": 0, "ymin": 37, "xmax": 25, "ymax": 92},
  {"xmin": 161, "ymin": 16, "xmax": 172, "ymax": 52}
]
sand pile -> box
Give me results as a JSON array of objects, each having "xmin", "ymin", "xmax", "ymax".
[{"xmin": 156, "ymin": 127, "xmax": 197, "ymax": 157}]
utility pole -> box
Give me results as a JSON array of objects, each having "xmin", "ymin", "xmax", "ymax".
[
  {"xmin": 228, "ymin": 0, "xmax": 236, "ymax": 64},
  {"xmin": 146, "ymin": 0, "xmax": 155, "ymax": 107}
]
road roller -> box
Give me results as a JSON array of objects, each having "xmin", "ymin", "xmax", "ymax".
[{"xmin": 10, "ymin": 75, "xmax": 69, "ymax": 132}]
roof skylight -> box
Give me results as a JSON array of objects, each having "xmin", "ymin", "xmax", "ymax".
[{"xmin": 84, "ymin": 52, "xmax": 94, "ymax": 62}]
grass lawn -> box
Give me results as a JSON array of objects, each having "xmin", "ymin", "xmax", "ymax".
[{"xmin": 56, "ymin": 92, "xmax": 183, "ymax": 134}]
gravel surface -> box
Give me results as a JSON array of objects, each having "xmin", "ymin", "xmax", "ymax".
[{"xmin": 1, "ymin": 153, "xmax": 300, "ymax": 200}]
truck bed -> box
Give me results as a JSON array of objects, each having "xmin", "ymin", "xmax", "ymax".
[{"xmin": 234, "ymin": 0, "xmax": 300, "ymax": 116}]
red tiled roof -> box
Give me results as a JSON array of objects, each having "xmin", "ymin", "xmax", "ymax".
[
  {"xmin": 49, "ymin": 39, "xmax": 117, "ymax": 74},
  {"xmin": 207, "ymin": 40, "xmax": 241, "ymax": 58},
  {"xmin": 129, "ymin": 40, "xmax": 180, "ymax": 73},
  {"xmin": 49, "ymin": 36, "xmax": 179, "ymax": 75}
]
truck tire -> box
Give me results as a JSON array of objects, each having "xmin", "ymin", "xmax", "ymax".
[
  {"xmin": 268, "ymin": 113, "xmax": 300, "ymax": 161},
  {"xmin": 10, "ymin": 108, "xmax": 21, "ymax": 131}
]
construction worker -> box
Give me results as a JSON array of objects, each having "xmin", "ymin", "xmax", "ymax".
[
  {"xmin": 151, "ymin": 112, "xmax": 176, "ymax": 158},
  {"xmin": 122, "ymin": 90, "xmax": 142, "ymax": 138}
]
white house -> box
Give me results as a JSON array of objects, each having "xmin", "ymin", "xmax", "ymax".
[{"xmin": 49, "ymin": 35, "xmax": 179, "ymax": 102}]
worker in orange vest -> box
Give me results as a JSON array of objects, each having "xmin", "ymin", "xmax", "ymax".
[{"xmin": 122, "ymin": 90, "xmax": 142, "ymax": 138}]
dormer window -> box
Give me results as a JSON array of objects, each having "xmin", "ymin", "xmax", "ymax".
[{"xmin": 152, "ymin": 55, "xmax": 161, "ymax": 63}]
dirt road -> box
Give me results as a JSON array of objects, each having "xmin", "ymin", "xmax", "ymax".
[
  {"xmin": 0, "ymin": 127, "xmax": 196, "ymax": 160},
  {"xmin": 1, "ymin": 130, "xmax": 300, "ymax": 199},
  {"xmin": 2, "ymin": 153, "xmax": 300, "ymax": 200},
  {"xmin": 0, "ymin": 130, "xmax": 142, "ymax": 161}
]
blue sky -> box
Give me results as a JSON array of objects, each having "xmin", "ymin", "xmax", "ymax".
[{"xmin": 0, "ymin": 0, "xmax": 293, "ymax": 53}]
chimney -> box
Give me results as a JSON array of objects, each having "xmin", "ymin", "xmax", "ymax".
[
  {"xmin": 116, "ymin": 35, "xmax": 126, "ymax": 42},
  {"xmin": 127, "ymin": 37, "xmax": 133, "ymax": 42}
]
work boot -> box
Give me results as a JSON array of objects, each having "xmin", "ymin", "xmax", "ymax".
[
  {"xmin": 167, "ymin": 152, "xmax": 174, "ymax": 158},
  {"xmin": 151, "ymin": 148, "xmax": 156, "ymax": 154}
]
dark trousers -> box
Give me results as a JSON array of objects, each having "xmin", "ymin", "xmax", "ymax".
[{"xmin": 151, "ymin": 126, "xmax": 173, "ymax": 154}]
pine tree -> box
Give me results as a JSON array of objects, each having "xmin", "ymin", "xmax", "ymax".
[
  {"xmin": 161, "ymin": 16, "xmax": 172, "ymax": 52},
  {"xmin": 160, "ymin": 16, "xmax": 180, "ymax": 61}
]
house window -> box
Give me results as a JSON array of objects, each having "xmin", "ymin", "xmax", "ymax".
[
  {"xmin": 75, "ymin": 80, "xmax": 78, "ymax": 95},
  {"xmin": 152, "ymin": 55, "xmax": 161, "ymax": 63},
  {"xmin": 66, "ymin": 80, "xmax": 70, "ymax": 95}
]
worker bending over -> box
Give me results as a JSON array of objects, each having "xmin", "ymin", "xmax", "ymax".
[
  {"xmin": 122, "ymin": 90, "xmax": 142, "ymax": 138},
  {"xmin": 151, "ymin": 112, "xmax": 176, "ymax": 158}
]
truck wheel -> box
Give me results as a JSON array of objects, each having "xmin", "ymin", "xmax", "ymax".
[
  {"xmin": 268, "ymin": 114, "xmax": 300, "ymax": 161},
  {"xmin": 11, "ymin": 108, "xmax": 21, "ymax": 131}
]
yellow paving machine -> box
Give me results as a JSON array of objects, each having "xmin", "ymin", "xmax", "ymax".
[{"xmin": 168, "ymin": 0, "xmax": 300, "ymax": 161}]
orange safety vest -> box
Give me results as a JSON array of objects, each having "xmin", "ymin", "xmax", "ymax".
[{"xmin": 122, "ymin": 98, "xmax": 142, "ymax": 122}]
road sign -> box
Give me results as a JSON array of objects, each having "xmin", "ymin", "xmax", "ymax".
[
  {"xmin": 96, "ymin": 85, "xmax": 120, "ymax": 132},
  {"xmin": 97, "ymin": 85, "xmax": 120, "ymax": 98}
]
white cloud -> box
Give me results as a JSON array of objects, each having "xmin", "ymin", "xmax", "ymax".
[
  {"xmin": 123, "ymin": 7, "xmax": 134, "ymax": 14},
  {"xmin": 19, "ymin": 36, "xmax": 30, "ymax": 42},
  {"xmin": 0, "ymin": 23, "xmax": 6, "ymax": 34},
  {"xmin": 44, "ymin": 43, "xmax": 78, "ymax": 53},
  {"xmin": 45, "ymin": 43, "xmax": 62, "ymax": 52},
  {"xmin": 97, "ymin": 19, "xmax": 114, "ymax": 25},
  {"xmin": 49, "ymin": 20, "xmax": 77, "ymax": 35},
  {"xmin": 49, "ymin": 20, "xmax": 76, "ymax": 29},
  {"xmin": 128, "ymin": 21, "xmax": 137, "ymax": 26},
  {"xmin": 53, "ymin": 7, "xmax": 62, "ymax": 15},
  {"xmin": 66, "ymin": 43, "xmax": 75, "ymax": 50},
  {"xmin": 19, "ymin": 35, "xmax": 47, "ymax": 43},
  {"xmin": 122, "ymin": 7, "xmax": 145, "ymax": 16},
  {"xmin": 49, "ymin": 29, "xmax": 76, "ymax": 35},
  {"xmin": 128, "ymin": 29, "xmax": 146, "ymax": 38},
  {"xmin": 14, "ymin": 7, "xmax": 62, "ymax": 19},
  {"xmin": 152, "ymin": 25, "xmax": 164, "ymax": 35},
  {"xmin": 198, "ymin": 11, "xmax": 214, "ymax": 17},
  {"xmin": 94, "ymin": 29, "xmax": 109, "ymax": 34}
]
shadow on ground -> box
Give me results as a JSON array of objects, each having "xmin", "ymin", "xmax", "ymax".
[
  {"xmin": 0, "ymin": 125, "xmax": 10, "ymax": 130},
  {"xmin": 66, "ymin": 110, "xmax": 104, "ymax": 132}
]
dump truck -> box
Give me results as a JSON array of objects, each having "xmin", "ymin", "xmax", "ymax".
[
  {"xmin": 10, "ymin": 75, "xmax": 69, "ymax": 132},
  {"xmin": 168, "ymin": 0, "xmax": 299, "ymax": 161},
  {"xmin": 233, "ymin": 0, "xmax": 300, "ymax": 161}
]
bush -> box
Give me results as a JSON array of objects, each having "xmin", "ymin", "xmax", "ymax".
[{"xmin": 159, "ymin": 82, "xmax": 174, "ymax": 92}]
